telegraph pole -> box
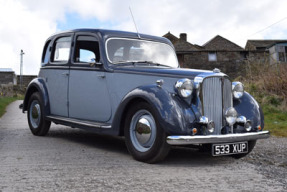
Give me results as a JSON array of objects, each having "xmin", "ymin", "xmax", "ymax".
[{"xmin": 20, "ymin": 49, "xmax": 24, "ymax": 89}]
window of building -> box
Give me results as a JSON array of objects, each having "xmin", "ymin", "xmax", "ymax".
[
  {"xmin": 51, "ymin": 36, "xmax": 72, "ymax": 63},
  {"xmin": 208, "ymin": 52, "xmax": 217, "ymax": 61},
  {"xmin": 73, "ymin": 35, "xmax": 100, "ymax": 64}
]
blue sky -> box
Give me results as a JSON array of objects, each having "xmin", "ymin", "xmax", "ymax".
[{"xmin": 1, "ymin": 0, "xmax": 287, "ymax": 75}]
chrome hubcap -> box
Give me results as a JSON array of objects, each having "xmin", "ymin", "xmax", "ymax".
[
  {"xmin": 130, "ymin": 110, "xmax": 156, "ymax": 152},
  {"xmin": 29, "ymin": 100, "xmax": 41, "ymax": 129}
]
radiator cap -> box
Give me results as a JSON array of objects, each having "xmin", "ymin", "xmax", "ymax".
[{"xmin": 213, "ymin": 68, "xmax": 221, "ymax": 73}]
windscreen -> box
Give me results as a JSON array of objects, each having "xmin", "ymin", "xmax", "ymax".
[{"xmin": 106, "ymin": 38, "xmax": 178, "ymax": 68}]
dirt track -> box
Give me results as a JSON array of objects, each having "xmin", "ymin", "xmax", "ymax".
[{"xmin": 0, "ymin": 101, "xmax": 286, "ymax": 192}]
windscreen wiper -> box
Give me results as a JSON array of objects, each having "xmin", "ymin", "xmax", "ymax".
[{"xmin": 133, "ymin": 61, "xmax": 170, "ymax": 67}]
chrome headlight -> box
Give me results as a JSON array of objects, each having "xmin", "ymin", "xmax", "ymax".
[
  {"xmin": 225, "ymin": 107, "xmax": 238, "ymax": 126},
  {"xmin": 175, "ymin": 78, "xmax": 193, "ymax": 98},
  {"xmin": 232, "ymin": 82, "xmax": 244, "ymax": 99}
]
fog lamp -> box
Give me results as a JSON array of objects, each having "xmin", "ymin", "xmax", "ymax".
[
  {"xmin": 225, "ymin": 107, "xmax": 238, "ymax": 126},
  {"xmin": 207, "ymin": 121, "xmax": 215, "ymax": 133},
  {"xmin": 244, "ymin": 120, "xmax": 252, "ymax": 131}
]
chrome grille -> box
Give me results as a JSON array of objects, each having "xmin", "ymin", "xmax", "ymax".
[{"xmin": 202, "ymin": 76, "xmax": 232, "ymax": 135}]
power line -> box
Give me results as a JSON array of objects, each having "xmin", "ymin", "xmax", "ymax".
[{"xmin": 248, "ymin": 16, "xmax": 287, "ymax": 37}]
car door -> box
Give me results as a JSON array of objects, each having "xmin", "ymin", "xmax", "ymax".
[
  {"xmin": 68, "ymin": 33, "xmax": 112, "ymax": 122},
  {"xmin": 40, "ymin": 34, "xmax": 73, "ymax": 117}
]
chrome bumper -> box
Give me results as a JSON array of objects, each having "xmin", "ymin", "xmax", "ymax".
[{"xmin": 167, "ymin": 131, "xmax": 270, "ymax": 145}]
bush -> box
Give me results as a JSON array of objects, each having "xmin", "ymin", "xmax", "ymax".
[{"xmin": 244, "ymin": 60, "xmax": 287, "ymax": 111}]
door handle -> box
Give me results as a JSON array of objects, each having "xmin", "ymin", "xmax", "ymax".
[
  {"xmin": 97, "ymin": 74, "xmax": 105, "ymax": 79},
  {"xmin": 62, "ymin": 72, "xmax": 69, "ymax": 77}
]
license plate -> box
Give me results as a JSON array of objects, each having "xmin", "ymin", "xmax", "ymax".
[{"xmin": 212, "ymin": 142, "xmax": 248, "ymax": 156}]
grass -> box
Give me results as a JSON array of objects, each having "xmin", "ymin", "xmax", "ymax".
[
  {"xmin": 262, "ymin": 105, "xmax": 287, "ymax": 137},
  {"xmin": 241, "ymin": 61, "xmax": 287, "ymax": 137},
  {"xmin": 0, "ymin": 96, "xmax": 23, "ymax": 118}
]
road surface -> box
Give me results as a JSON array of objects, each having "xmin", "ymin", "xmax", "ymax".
[{"xmin": 0, "ymin": 101, "xmax": 286, "ymax": 191}]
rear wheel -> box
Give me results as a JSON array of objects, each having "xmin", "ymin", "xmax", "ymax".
[
  {"xmin": 124, "ymin": 102, "xmax": 170, "ymax": 163},
  {"xmin": 27, "ymin": 92, "xmax": 51, "ymax": 136}
]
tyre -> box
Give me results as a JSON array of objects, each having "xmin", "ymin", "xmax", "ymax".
[
  {"xmin": 232, "ymin": 140, "xmax": 257, "ymax": 159},
  {"xmin": 27, "ymin": 92, "xmax": 51, "ymax": 136},
  {"xmin": 124, "ymin": 102, "xmax": 170, "ymax": 163}
]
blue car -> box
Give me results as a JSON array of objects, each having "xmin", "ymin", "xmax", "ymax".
[{"xmin": 21, "ymin": 29, "xmax": 269, "ymax": 163}]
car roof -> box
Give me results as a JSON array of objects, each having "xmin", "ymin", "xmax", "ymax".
[{"xmin": 48, "ymin": 28, "xmax": 172, "ymax": 45}]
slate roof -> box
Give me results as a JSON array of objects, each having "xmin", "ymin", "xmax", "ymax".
[
  {"xmin": 245, "ymin": 40, "xmax": 287, "ymax": 50},
  {"xmin": 163, "ymin": 32, "xmax": 244, "ymax": 52},
  {"xmin": 0, "ymin": 68, "xmax": 14, "ymax": 72},
  {"xmin": 163, "ymin": 32, "xmax": 201, "ymax": 52},
  {"xmin": 203, "ymin": 35, "xmax": 244, "ymax": 51}
]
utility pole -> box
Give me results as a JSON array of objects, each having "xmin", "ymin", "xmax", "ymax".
[{"xmin": 20, "ymin": 49, "xmax": 24, "ymax": 89}]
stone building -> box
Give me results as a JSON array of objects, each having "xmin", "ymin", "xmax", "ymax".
[
  {"xmin": 163, "ymin": 32, "xmax": 247, "ymax": 78},
  {"xmin": 0, "ymin": 68, "xmax": 17, "ymax": 85},
  {"xmin": 245, "ymin": 40, "xmax": 287, "ymax": 64}
]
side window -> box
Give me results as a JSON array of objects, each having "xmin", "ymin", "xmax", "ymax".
[
  {"xmin": 41, "ymin": 40, "xmax": 51, "ymax": 66},
  {"xmin": 73, "ymin": 35, "xmax": 100, "ymax": 64},
  {"xmin": 51, "ymin": 36, "xmax": 72, "ymax": 63}
]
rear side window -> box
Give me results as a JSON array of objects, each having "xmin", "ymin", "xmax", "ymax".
[
  {"xmin": 51, "ymin": 36, "xmax": 72, "ymax": 63},
  {"xmin": 41, "ymin": 40, "xmax": 51, "ymax": 66},
  {"xmin": 73, "ymin": 35, "xmax": 100, "ymax": 64}
]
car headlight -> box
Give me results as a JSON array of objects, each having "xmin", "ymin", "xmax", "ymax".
[
  {"xmin": 175, "ymin": 78, "xmax": 193, "ymax": 98},
  {"xmin": 232, "ymin": 82, "xmax": 244, "ymax": 99}
]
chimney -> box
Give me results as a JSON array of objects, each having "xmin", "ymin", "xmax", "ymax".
[{"xmin": 180, "ymin": 33, "xmax": 187, "ymax": 41}]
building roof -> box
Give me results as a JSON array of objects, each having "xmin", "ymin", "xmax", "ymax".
[
  {"xmin": 245, "ymin": 40, "xmax": 287, "ymax": 50},
  {"xmin": 0, "ymin": 68, "xmax": 14, "ymax": 72},
  {"xmin": 163, "ymin": 32, "xmax": 201, "ymax": 52},
  {"xmin": 203, "ymin": 35, "xmax": 244, "ymax": 51}
]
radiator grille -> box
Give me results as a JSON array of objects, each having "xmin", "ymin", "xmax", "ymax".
[{"xmin": 202, "ymin": 77, "xmax": 232, "ymax": 135}]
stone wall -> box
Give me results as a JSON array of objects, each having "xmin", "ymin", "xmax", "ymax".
[
  {"xmin": 181, "ymin": 51, "xmax": 247, "ymax": 79},
  {"xmin": 0, "ymin": 72, "xmax": 16, "ymax": 85},
  {"xmin": 17, "ymin": 75, "xmax": 37, "ymax": 88}
]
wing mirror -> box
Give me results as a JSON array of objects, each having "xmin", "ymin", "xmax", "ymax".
[{"xmin": 89, "ymin": 58, "xmax": 103, "ymax": 67}]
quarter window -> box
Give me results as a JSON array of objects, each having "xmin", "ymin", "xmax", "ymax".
[
  {"xmin": 51, "ymin": 36, "xmax": 72, "ymax": 63},
  {"xmin": 41, "ymin": 40, "xmax": 51, "ymax": 65}
]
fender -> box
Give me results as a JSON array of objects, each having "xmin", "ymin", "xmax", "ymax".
[
  {"xmin": 112, "ymin": 84, "xmax": 197, "ymax": 136},
  {"xmin": 22, "ymin": 78, "xmax": 50, "ymax": 116},
  {"xmin": 234, "ymin": 92, "xmax": 264, "ymax": 130}
]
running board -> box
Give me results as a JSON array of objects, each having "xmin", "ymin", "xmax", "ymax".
[{"xmin": 46, "ymin": 115, "xmax": 111, "ymax": 129}]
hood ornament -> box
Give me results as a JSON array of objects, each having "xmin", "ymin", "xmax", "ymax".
[{"xmin": 213, "ymin": 68, "xmax": 221, "ymax": 73}]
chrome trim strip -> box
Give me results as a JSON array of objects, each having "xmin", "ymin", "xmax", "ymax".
[
  {"xmin": 167, "ymin": 131, "xmax": 270, "ymax": 145},
  {"xmin": 46, "ymin": 115, "xmax": 112, "ymax": 129}
]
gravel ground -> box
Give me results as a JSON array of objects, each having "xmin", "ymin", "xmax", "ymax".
[{"xmin": 0, "ymin": 101, "xmax": 286, "ymax": 192}]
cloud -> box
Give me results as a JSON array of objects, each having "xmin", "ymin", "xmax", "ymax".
[{"xmin": 1, "ymin": 0, "xmax": 287, "ymax": 75}]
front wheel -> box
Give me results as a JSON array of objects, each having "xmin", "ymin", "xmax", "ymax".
[
  {"xmin": 124, "ymin": 102, "xmax": 170, "ymax": 163},
  {"xmin": 27, "ymin": 92, "xmax": 51, "ymax": 136}
]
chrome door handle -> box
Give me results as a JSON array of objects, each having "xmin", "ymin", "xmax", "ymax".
[
  {"xmin": 97, "ymin": 74, "xmax": 105, "ymax": 78},
  {"xmin": 62, "ymin": 72, "xmax": 69, "ymax": 77}
]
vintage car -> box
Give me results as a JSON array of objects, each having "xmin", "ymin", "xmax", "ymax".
[{"xmin": 21, "ymin": 29, "xmax": 269, "ymax": 163}]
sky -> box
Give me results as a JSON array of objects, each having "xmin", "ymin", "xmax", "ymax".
[{"xmin": 1, "ymin": 0, "xmax": 287, "ymax": 75}]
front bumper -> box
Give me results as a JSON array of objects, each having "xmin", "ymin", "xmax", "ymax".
[{"xmin": 167, "ymin": 131, "xmax": 270, "ymax": 145}]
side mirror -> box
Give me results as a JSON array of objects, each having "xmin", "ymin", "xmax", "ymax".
[{"xmin": 89, "ymin": 58, "xmax": 103, "ymax": 67}]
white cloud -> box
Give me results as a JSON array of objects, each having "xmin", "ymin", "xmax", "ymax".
[{"xmin": 1, "ymin": 0, "xmax": 287, "ymax": 74}]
